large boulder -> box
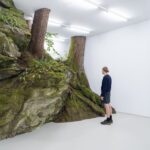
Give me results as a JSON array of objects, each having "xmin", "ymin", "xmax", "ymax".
[
  {"xmin": 0, "ymin": 52, "xmax": 71, "ymax": 140},
  {"xmin": 0, "ymin": 32, "xmax": 20, "ymax": 58},
  {"xmin": 0, "ymin": 84, "xmax": 69, "ymax": 140}
]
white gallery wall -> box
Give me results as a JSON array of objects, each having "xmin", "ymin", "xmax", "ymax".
[
  {"xmin": 84, "ymin": 20, "xmax": 150, "ymax": 117},
  {"xmin": 48, "ymin": 41, "xmax": 70, "ymax": 59}
]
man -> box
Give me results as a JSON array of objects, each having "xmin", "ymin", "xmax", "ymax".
[{"xmin": 100, "ymin": 66, "xmax": 113, "ymax": 125}]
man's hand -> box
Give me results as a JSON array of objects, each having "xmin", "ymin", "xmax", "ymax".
[{"xmin": 101, "ymin": 96, "xmax": 104, "ymax": 101}]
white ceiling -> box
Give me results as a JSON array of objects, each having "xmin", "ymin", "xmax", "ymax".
[{"xmin": 13, "ymin": 0, "xmax": 150, "ymax": 38}]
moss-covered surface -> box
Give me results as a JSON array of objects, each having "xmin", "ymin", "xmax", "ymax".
[
  {"xmin": 55, "ymin": 37, "xmax": 105, "ymax": 122},
  {"xmin": 0, "ymin": 54, "xmax": 71, "ymax": 139},
  {"xmin": 0, "ymin": 0, "xmax": 30, "ymax": 81},
  {"xmin": 0, "ymin": 1, "xmax": 30, "ymax": 51},
  {"xmin": 0, "ymin": 0, "xmax": 14, "ymax": 8},
  {"xmin": 0, "ymin": 0, "xmax": 115, "ymax": 140},
  {"xmin": 0, "ymin": 7, "xmax": 27, "ymax": 28}
]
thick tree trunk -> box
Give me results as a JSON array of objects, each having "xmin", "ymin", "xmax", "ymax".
[
  {"xmin": 68, "ymin": 36, "xmax": 85, "ymax": 71},
  {"xmin": 68, "ymin": 36, "xmax": 89, "ymax": 87},
  {"xmin": 28, "ymin": 8, "xmax": 50, "ymax": 59}
]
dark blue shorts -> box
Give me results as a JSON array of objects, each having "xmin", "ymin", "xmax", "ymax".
[{"xmin": 102, "ymin": 92, "xmax": 111, "ymax": 104}]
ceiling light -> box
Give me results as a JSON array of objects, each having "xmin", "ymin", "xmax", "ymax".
[
  {"xmin": 63, "ymin": 0, "xmax": 98, "ymax": 9},
  {"xmin": 103, "ymin": 10, "xmax": 128, "ymax": 22},
  {"xmin": 108, "ymin": 11, "xmax": 128, "ymax": 22},
  {"xmin": 53, "ymin": 36, "xmax": 68, "ymax": 42},
  {"xmin": 87, "ymin": 0, "xmax": 102, "ymax": 6},
  {"xmin": 108, "ymin": 8, "xmax": 129, "ymax": 22},
  {"xmin": 48, "ymin": 19, "xmax": 63, "ymax": 27},
  {"xmin": 66, "ymin": 25, "xmax": 92, "ymax": 34},
  {"xmin": 98, "ymin": 6, "xmax": 129, "ymax": 22}
]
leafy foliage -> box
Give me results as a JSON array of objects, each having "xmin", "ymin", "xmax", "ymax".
[
  {"xmin": 45, "ymin": 32, "xmax": 63, "ymax": 59},
  {"xmin": 19, "ymin": 55, "xmax": 68, "ymax": 89},
  {"xmin": 0, "ymin": 8, "xmax": 27, "ymax": 28}
]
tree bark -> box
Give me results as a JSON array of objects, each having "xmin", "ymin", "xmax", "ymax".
[
  {"xmin": 68, "ymin": 36, "xmax": 89, "ymax": 87},
  {"xmin": 28, "ymin": 8, "xmax": 50, "ymax": 59},
  {"xmin": 68, "ymin": 36, "xmax": 85, "ymax": 71}
]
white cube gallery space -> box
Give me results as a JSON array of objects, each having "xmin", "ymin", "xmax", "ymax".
[{"xmin": 0, "ymin": 0, "xmax": 150, "ymax": 150}]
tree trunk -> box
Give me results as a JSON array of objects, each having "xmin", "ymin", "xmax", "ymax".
[
  {"xmin": 67, "ymin": 36, "xmax": 89, "ymax": 87},
  {"xmin": 54, "ymin": 36, "xmax": 107, "ymax": 122},
  {"xmin": 28, "ymin": 8, "xmax": 50, "ymax": 59}
]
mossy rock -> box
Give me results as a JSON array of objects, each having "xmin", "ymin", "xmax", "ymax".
[
  {"xmin": 0, "ymin": 7, "xmax": 28, "ymax": 29},
  {"xmin": 0, "ymin": 23, "xmax": 30, "ymax": 51},
  {"xmin": 0, "ymin": 0, "xmax": 14, "ymax": 8},
  {"xmin": 0, "ymin": 0, "xmax": 30, "ymax": 51},
  {"xmin": 0, "ymin": 0, "xmax": 116, "ymax": 141},
  {"xmin": 0, "ymin": 32, "xmax": 20, "ymax": 58},
  {"xmin": 0, "ymin": 54, "xmax": 16, "ymax": 67},
  {"xmin": 0, "ymin": 86, "xmax": 67, "ymax": 139},
  {"xmin": 0, "ymin": 63, "xmax": 70, "ymax": 139},
  {"xmin": 55, "ymin": 90, "xmax": 104, "ymax": 122}
]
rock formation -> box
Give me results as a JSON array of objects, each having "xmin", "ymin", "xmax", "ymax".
[{"xmin": 0, "ymin": 0, "xmax": 115, "ymax": 140}]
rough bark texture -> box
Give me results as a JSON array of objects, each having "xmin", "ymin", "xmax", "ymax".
[
  {"xmin": 69, "ymin": 36, "xmax": 86, "ymax": 72},
  {"xmin": 67, "ymin": 36, "xmax": 90, "ymax": 87},
  {"xmin": 28, "ymin": 8, "xmax": 50, "ymax": 59}
]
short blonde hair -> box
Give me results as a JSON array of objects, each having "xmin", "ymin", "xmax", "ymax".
[{"xmin": 102, "ymin": 67, "xmax": 109, "ymax": 73}]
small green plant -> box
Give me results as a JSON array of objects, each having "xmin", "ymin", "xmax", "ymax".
[
  {"xmin": 0, "ymin": 8, "xmax": 27, "ymax": 28},
  {"xmin": 19, "ymin": 56, "xmax": 68, "ymax": 89},
  {"xmin": 45, "ymin": 32, "xmax": 63, "ymax": 59}
]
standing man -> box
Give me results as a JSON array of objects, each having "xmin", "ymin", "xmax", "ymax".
[{"xmin": 100, "ymin": 67, "xmax": 113, "ymax": 125}]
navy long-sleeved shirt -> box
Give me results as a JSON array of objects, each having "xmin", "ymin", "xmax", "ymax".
[{"xmin": 101, "ymin": 74, "xmax": 112, "ymax": 97}]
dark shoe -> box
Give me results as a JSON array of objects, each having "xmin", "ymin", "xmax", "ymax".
[
  {"xmin": 101, "ymin": 118, "xmax": 113, "ymax": 125},
  {"xmin": 110, "ymin": 116, "xmax": 113, "ymax": 123}
]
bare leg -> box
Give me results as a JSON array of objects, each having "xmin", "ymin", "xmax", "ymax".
[
  {"xmin": 101, "ymin": 103, "xmax": 113, "ymax": 124},
  {"xmin": 104, "ymin": 104, "xmax": 111, "ymax": 118},
  {"xmin": 109, "ymin": 104, "xmax": 112, "ymax": 116}
]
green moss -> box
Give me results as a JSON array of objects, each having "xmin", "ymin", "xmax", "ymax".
[
  {"xmin": 0, "ymin": 88, "xmax": 25, "ymax": 127},
  {"xmin": 0, "ymin": 0, "xmax": 115, "ymax": 138},
  {"xmin": 0, "ymin": 0, "xmax": 30, "ymax": 52},
  {"xmin": 16, "ymin": 55, "xmax": 69, "ymax": 89},
  {"xmin": 74, "ymin": 90, "xmax": 105, "ymax": 115},
  {"xmin": 0, "ymin": 23, "xmax": 30, "ymax": 51},
  {"xmin": 77, "ymin": 84, "xmax": 102, "ymax": 106},
  {"xmin": 55, "ymin": 89, "xmax": 104, "ymax": 122},
  {"xmin": 0, "ymin": 8, "xmax": 28, "ymax": 29},
  {"xmin": 66, "ymin": 37, "xmax": 79, "ymax": 71},
  {"xmin": 0, "ymin": 54, "xmax": 16, "ymax": 68},
  {"xmin": 0, "ymin": 0, "xmax": 15, "ymax": 8},
  {"xmin": 0, "ymin": 32, "xmax": 20, "ymax": 58}
]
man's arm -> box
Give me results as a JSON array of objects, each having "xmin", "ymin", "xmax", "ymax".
[{"xmin": 101, "ymin": 78, "xmax": 108, "ymax": 97}]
